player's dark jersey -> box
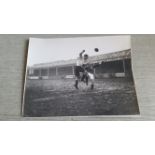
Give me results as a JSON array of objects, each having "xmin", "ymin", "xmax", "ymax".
[{"xmin": 82, "ymin": 63, "xmax": 94, "ymax": 73}]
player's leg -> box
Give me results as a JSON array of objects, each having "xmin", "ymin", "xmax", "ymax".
[
  {"xmin": 74, "ymin": 78, "xmax": 79, "ymax": 89},
  {"xmin": 81, "ymin": 72, "xmax": 85, "ymax": 82},
  {"xmin": 80, "ymin": 67, "xmax": 85, "ymax": 82},
  {"xmin": 85, "ymin": 71, "xmax": 89, "ymax": 85},
  {"xmin": 88, "ymin": 72, "xmax": 95, "ymax": 90},
  {"xmin": 74, "ymin": 66, "xmax": 80, "ymax": 89},
  {"xmin": 74, "ymin": 66, "xmax": 85, "ymax": 89}
]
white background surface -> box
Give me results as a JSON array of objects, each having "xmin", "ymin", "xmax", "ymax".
[{"xmin": 0, "ymin": 0, "xmax": 155, "ymax": 155}]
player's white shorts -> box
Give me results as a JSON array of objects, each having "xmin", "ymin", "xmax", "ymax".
[{"xmin": 88, "ymin": 72, "xmax": 95, "ymax": 80}]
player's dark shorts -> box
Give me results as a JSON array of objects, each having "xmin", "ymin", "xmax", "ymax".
[{"xmin": 74, "ymin": 66, "xmax": 84, "ymax": 78}]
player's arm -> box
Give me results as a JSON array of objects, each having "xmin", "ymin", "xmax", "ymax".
[{"xmin": 79, "ymin": 50, "xmax": 85, "ymax": 58}]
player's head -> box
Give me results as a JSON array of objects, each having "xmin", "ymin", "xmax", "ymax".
[
  {"xmin": 84, "ymin": 54, "xmax": 89, "ymax": 60},
  {"xmin": 94, "ymin": 48, "xmax": 99, "ymax": 52}
]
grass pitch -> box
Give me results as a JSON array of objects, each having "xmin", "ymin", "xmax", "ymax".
[{"xmin": 24, "ymin": 78, "xmax": 139, "ymax": 116}]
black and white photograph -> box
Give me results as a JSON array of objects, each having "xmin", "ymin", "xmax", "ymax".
[{"xmin": 23, "ymin": 35, "xmax": 140, "ymax": 117}]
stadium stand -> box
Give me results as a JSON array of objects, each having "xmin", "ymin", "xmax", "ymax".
[{"xmin": 27, "ymin": 49, "xmax": 132, "ymax": 79}]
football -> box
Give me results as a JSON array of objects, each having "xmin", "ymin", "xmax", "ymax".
[{"xmin": 94, "ymin": 48, "xmax": 99, "ymax": 52}]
